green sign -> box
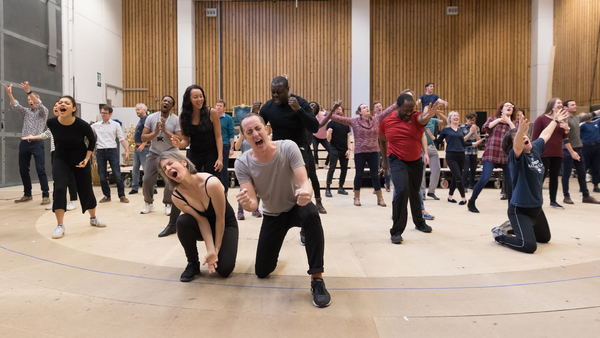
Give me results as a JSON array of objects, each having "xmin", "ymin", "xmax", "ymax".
[{"xmin": 97, "ymin": 72, "xmax": 101, "ymax": 87}]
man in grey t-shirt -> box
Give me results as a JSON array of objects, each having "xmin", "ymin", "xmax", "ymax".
[
  {"xmin": 235, "ymin": 113, "xmax": 331, "ymax": 308},
  {"xmin": 140, "ymin": 95, "xmax": 182, "ymax": 218}
]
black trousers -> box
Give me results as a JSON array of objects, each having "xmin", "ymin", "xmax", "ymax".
[
  {"xmin": 446, "ymin": 151, "xmax": 466, "ymax": 198},
  {"xmin": 312, "ymin": 136, "xmax": 330, "ymax": 165},
  {"xmin": 389, "ymin": 155, "xmax": 426, "ymax": 236},
  {"xmin": 326, "ymin": 147, "xmax": 349, "ymax": 187},
  {"xmin": 51, "ymin": 152, "xmax": 77, "ymax": 201},
  {"xmin": 302, "ymin": 146, "xmax": 322, "ymax": 199},
  {"xmin": 255, "ymin": 203, "xmax": 324, "ymax": 277},
  {"xmin": 541, "ymin": 157, "xmax": 563, "ymax": 203},
  {"xmin": 582, "ymin": 142, "xmax": 600, "ymax": 186},
  {"xmin": 496, "ymin": 203, "xmax": 550, "ymax": 253},
  {"xmin": 176, "ymin": 208, "xmax": 239, "ymax": 278},
  {"xmin": 462, "ymin": 153, "xmax": 478, "ymax": 189},
  {"xmin": 52, "ymin": 157, "xmax": 96, "ymax": 213}
]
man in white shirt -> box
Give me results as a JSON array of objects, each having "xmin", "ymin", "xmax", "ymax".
[{"xmin": 92, "ymin": 105, "xmax": 130, "ymax": 203}]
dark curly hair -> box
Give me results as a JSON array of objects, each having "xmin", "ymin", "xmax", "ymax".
[{"xmin": 180, "ymin": 85, "xmax": 210, "ymax": 136}]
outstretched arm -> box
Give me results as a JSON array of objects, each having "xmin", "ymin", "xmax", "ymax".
[
  {"xmin": 513, "ymin": 118, "xmax": 529, "ymax": 159},
  {"xmin": 539, "ymin": 109, "xmax": 568, "ymax": 144}
]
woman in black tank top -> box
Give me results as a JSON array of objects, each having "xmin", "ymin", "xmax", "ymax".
[
  {"xmin": 171, "ymin": 85, "xmax": 223, "ymax": 175},
  {"xmin": 158, "ymin": 152, "xmax": 238, "ymax": 282}
]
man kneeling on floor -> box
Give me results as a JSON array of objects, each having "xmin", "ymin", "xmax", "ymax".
[{"xmin": 235, "ymin": 113, "xmax": 331, "ymax": 308}]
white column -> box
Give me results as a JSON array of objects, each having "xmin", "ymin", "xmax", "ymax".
[
  {"xmin": 177, "ymin": 0, "xmax": 196, "ymax": 108},
  {"xmin": 351, "ymin": 0, "xmax": 370, "ymax": 117},
  {"xmin": 531, "ymin": 0, "xmax": 553, "ymax": 120},
  {"xmin": 62, "ymin": 0, "xmax": 74, "ymax": 95}
]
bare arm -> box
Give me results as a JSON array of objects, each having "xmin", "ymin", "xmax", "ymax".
[
  {"xmin": 326, "ymin": 128, "xmax": 333, "ymax": 142},
  {"xmin": 172, "ymin": 196, "xmax": 218, "ymax": 273},
  {"xmin": 206, "ymin": 177, "xmax": 227, "ymax": 255},
  {"xmin": 141, "ymin": 126, "xmax": 157, "ymax": 143},
  {"xmin": 292, "ymin": 165, "xmax": 313, "ymax": 206},
  {"xmin": 421, "ymin": 132, "xmax": 429, "ymax": 165},
  {"xmin": 234, "ymin": 134, "xmax": 244, "ymax": 151},
  {"xmin": 379, "ymin": 133, "xmax": 389, "ymax": 172},
  {"xmin": 210, "ymin": 108, "xmax": 224, "ymax": 171},
  {"xmin": 237, "ymin": 182, "xmax": 259, "ymax": 212},
  {"xmin": 539, "ymin": 109, "xmax": 568, "ymax": 143},
  {"xmin": 513, "ymin": 119, "xmax": 529, "ymax": 159}
]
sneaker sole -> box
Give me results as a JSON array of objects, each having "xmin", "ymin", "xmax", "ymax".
[{"xmin": 313, "ymin": 299, "xmax": 332, "ymax": 308}]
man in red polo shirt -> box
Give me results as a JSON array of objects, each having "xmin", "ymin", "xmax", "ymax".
[{"xmin": 379, "ymin": 94, "xmax": 441, "ymax": 244}]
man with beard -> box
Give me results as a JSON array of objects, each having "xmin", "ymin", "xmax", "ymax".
[
  {"xmin": 140, "ymin": 95, "xmax": 182, "ymax": 218},
  {"xmin": 379, "ymin": 94, "xmax": 441, "ymax": 244}
]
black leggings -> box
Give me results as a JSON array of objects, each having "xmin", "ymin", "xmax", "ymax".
[
  {"xmin": 255, "ymin": 203, "xmax": 324, "ymax": 277},
  {"xmin": 446, "ymin": 151, "xmax": 465, "ymax": 198},
  {"xmin": 541, "ymin": 157, "xmax": 562, "ymax": 203},
  {"xmin": 52, "ymin": 157, "xmax": 96, "ymax": 213},
  {"xmin": 176, "ymin": 209, "xmax": 239, "ymax": 278},
  {"xmin": 496, "ymin": 204, "xmax": 550, "ymax": 253},
  {"xmin": 312, "ymin": 136, "xmax": 330, "ymax": 165},
  {"xmin": 303, "ymin": 147, "xmax": 322, "ymax": 199},
  {"xmin": 326, "ymin": 147, "xmax": 348, "ymax": 187},
  {"xmin": 51, "ymin": 152, "xmax": 77, "ymax": 201}
]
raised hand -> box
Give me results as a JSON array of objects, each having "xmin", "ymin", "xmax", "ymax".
[
  {"xmin": 295, "ymin": 188, "xmax": 311, "ymax": 206},
  {"xmin": 288, "ymin": 97, "xmax": 301, "ymax": 111},
  {"xmin": 554, "ymin": 108, "xmax": 568, "ymax": 123},
  {"xmin": 2, "ymin": 83, "xmax": 12, "ymax": 95},
  {"xmin": 424, "ymin": 101, "xmax": 443, "ymax": 119},
  {"xmin": 252, "ymin": 100, "xmax": 262, "ymax": 114},
  {"xmin": 518, "ymin": 118, "xmax": 530, "ymax": 135},
  {"xmin": 20, "ymin": 81, "xmax": 30, "ymax": 93},
  {"xmin": 331, "ymin": 99, "xmax": 342, "ymax": 112}
]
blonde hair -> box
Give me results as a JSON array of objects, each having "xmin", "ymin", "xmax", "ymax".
[
  {"xmin": 448, "ymin": 111, "xmax": 459, "ymax": 121},
  {"xmin": 157, "ymin": 152, "xmax": 197, "ymax": 189}
]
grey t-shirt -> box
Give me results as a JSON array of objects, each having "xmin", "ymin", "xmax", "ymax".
[
  {"xmin": 234, "ymin": 140, "xmax": 305, "ymax": 216},
  {"xmin": 144, "ymin": 112, "xmax": 181, "ymax": 154}
]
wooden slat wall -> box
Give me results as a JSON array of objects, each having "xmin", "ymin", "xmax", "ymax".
[
  {"xmin": 371, "ymin": 0, "xmax": 532, "ymax": 120},
  {"xmin": 195, "ymin": 0, "xmax": 352, "ymax": 116},
  {"xmin": 553, "ymin": 0, "xmax": 600, "ymax": 107},
  {"xmin": 122, "ymin": 0, "xmax": 178, "ymax": 112}
]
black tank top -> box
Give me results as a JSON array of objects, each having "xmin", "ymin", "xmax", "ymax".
[
  {"xmin": 189, "ymin": 108, "xmax": 217, "ymax": 155},
  {"xmin": 172, "ymin": 176, "xmax": 236, "ymax": 228}
]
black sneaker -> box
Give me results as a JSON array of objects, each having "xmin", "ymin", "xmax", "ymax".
[
  {"xmin": 427, "ymin": 193, "xmax": 440, "ymax": 200},
  {"xmin": 337, "ymin": 188, "xmax": 348, "ymax": 195},
  {"xmin": 300, "ymin": 229, "xmax": 306, "ymax": 246},
  {"xmin": 391, "ymin": 233, "xmax": 403, "ymax": 244},
  {"xmin": 180, "ymin": 262, "xmax": 201, "ymax": 282},
  {"xmin": 325, "ymin": 188, "xmax": 332, "ymax": 198},
  {"xmin": 129, "ymin": 190, "xmax": 138, "ymax": 195},
  {"xmin": 594, "ymin": 186, "xmax": 600, "ymax": 193},
  {"xmin": 310, "ymin": 278, "xmax": 331, "ymax": 308},
  {"xmin": 550, "ymin": 202, "xmax": 564, "ymax": 210},
  {"xmin": 416, "ymin": 224, "xmax": 432, "ymax": 233}
]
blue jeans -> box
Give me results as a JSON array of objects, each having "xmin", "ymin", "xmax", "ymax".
[
  {"xmin": 562, "ymin": 148, "xmax": 589, "ymax": 197},
  {"xmin": 96, "ymin": 148, "xmax": 125, "ymax": 198},
  {"xmin": 470, "ymin": 161, "xmax": 511, "ymax": 202},
  {"xmin": 221, "ymin": 144, "xmax": 231, "ymax": 193},
  {"xmin": 354, "ymin": 152, "xmax": 381, "ymax": 191},
  {"xmin": 19, "ymin": 140, "xmax": 49, "ymax": 197},
  {"xmin": 132, "ymin": 146, "xmax": 149, "ymax": 191}
]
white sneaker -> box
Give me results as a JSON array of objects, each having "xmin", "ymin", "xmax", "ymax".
[
  {"xmin": 90, "ymin": 217, "xmax": 106, "ymax": 227},
  {"xmin": 67, "ymin": 201, "xmax": 76, "ymax": 211},
  {"xmin": 165, "ymin": 204, "xmax": 172, "ymax": 216},
  {"xmin": 52, "ymin": 225, "xmax": 65, "ymax": 239},
  {"xmin": 141, "ymin": 203, "xmax": 155, "ymax": 214},
  {"xmin": 46, "ymin": 202, "xmax": 53, "ymax": 210}
]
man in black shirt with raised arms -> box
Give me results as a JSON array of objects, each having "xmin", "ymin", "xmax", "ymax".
[{"xmin": 253, "ymin": 76, "xmax": 327, "ymax": 216}]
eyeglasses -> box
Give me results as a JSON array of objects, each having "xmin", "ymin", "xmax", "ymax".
[
  {"xmin": 503, "ymin": 103, "xmax": 514, "ymax": 108},
  {"xmin": 101, "ymin": 112, "xmax": 111, "ymax": 115}
]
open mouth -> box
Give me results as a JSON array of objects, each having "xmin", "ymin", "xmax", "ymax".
[
  {"xmin": 524, "ymin": 140, "xmax": 530, "ymax": 145},
  {"xmin": 60, "ymin": 107, "xmax": 67, "ymax": 113},
  {"xmin": 170, "ymin": 170, "xmax": 178, "ymax": 179},
  {"xmin": 255, "ymin": 139, "xmax": 264, "ymax": 146}
]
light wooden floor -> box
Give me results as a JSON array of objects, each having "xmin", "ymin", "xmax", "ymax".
[{"xmin": 1, "ymin": 174, "xmax": 599, "ymax": 337}]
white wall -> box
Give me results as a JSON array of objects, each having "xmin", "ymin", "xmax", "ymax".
[
  {"xmin": 531, "ymin": 0, "xmax": 554, "ymax": 120},
  {"xmin": 62, "ymin": 0, "xmax": 123, "ymax": 123}
]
